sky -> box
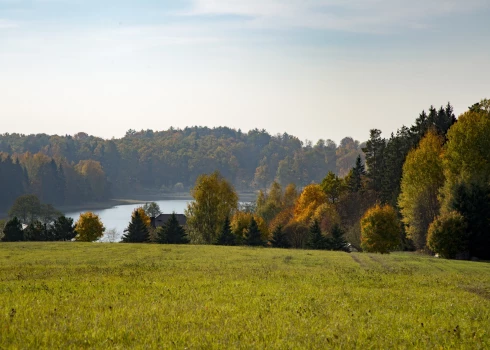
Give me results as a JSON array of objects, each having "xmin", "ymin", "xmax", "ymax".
[{"xmin": 1, "ymin": 0, "xmax": 489, "ymax": 143}]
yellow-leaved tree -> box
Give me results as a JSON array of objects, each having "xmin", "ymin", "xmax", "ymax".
[
  {"xmin": 133, "ymin": 207, "xmax": 151, "ymax": 228},
  {"xmin": 75, "ymin": 212, "xmax": 105, "ymax": 242},
  {"xmin": 230, "ymin": 211, "xmax": 269, "ymax": 241},
  {"xmin": 294, "ymin": 184, "xmax": 327, "ymax": 224},
  {"xmin": 398, "ymin": 130, "xmax": 445, "ymax": 250}
]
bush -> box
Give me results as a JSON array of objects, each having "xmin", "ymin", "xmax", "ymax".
[
  {"xmin": 427, "ymin": 211, "xmax": 468, "ymax": 259},
  {"xmin": 361, "ymin": 205, "xmax": 400, "ymax": 254}
]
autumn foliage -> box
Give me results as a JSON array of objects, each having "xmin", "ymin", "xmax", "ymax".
[{"xmin": 360, "ymin": 205, "xmax": 400, "ymax": 254}]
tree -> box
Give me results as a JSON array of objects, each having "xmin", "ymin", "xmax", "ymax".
[
  {"xmin": 327, "ymin": 224, "xmax": 349, "ymax": 251},
  {"xmin": 347, "ymin": 155, "xmax": 366, "ymax": 193},
  {"xmin": 122, "ymin": 209, "xmax": 150, "ymax": 243},
  {"xmin": 321, "ymin": 171, "xmax": 345, "ymax": 204},
  {"xmin": 8, "ymin": 194, "xmax": 42, "ymax": 224},
  {"xmin": 361, "ymin": 204, "xmax": 400, "ymax": 254},
  {"xmin": 270, "ymin": 225, "xmax": 290, "ymax": 248},
  {"xmin": 143, "ymin": 202, "xmax": 161, "ymax": 218},
  {"xmin": 294, "ymin": 184, "xmax": 327, "ymax": 224},
  {"xmin": 24, "ymin": 221, "xmax": 49, "ymax": 241},
  {"xmin": 245, "ymin": 217, "xmax": 265, "ymax": 246},
  {"xmin": 157, "ymin": 213, "xmax": 189, "ymax": 244},
  {"xmin": 2, "ymin": 217, "xmax": 23, "ymax": 242},
  {"xmin": 185, "ymin": 171, "xmax": 238, "ymax": 244},
  {"xmin": 427, "ymin": 211, "xmax": 468, "ymax": 259},
  {"xmin": 362, "ymin": 129, "xmax": 386, "ymax": 194},
  {"xmin": 398, "ymin": 131, "xmax": 445, "ymax": 250},
  {"xmin": 50, "ymin": 216, "xmax": 76, "ymax": 241},
  {"xmin": 133, "ymin": 207, "xmax": 151, "ymax": 228},
  {"xmin": 75, "ymin": 212, "xmax": 105, "ymax": 242},
  {"xmin": 307, "ymin": 220, "xmax": 326, "ymax": 250},
  {"xmin": 215, "ymin": 216, "xmax": 236, "ymax": 246}
]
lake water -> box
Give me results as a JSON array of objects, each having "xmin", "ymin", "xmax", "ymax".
[{"xmin": 65, "ymin": 199, "xmax": 191, "ymax": 242}]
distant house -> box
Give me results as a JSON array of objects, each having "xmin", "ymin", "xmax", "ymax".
[{"xmin": 151, "ymin": 214, "xmax": 187, "ymax": 228}]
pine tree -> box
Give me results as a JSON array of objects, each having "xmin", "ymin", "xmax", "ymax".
[
  {"xmin": 24, "ymin": 221, "xmax": 49, "ymax": 241},
  {"xmin": 245, "ymin": 217, "xmax": 265, "ymax": 246},
  {"xmin": 362, "ymin": 129, "xmax": 386, "ymax": 195},
  {"xmin": 347, "ymin": 155, "xmax": 366, "ymax": 193},
  {"xmin": 122, "ymin": 210, "xmax": 149, "ymax": 243},
  {"xmin": 270, "ymin": 225, "xmax": 290, "ymax": 248},
  {"xmin": 307, "ymin": 220, "xmax": 326, "ymax": 250},
  {"xmin": 2, "ymin": 217, "xmax": 23, "ymax": 242},
  {"xmin": 329, "ymin": 224, "xmax": 349, "ymax": 252},
  {"xmin": 215, "ymin": 216, "xmax": 236, "ymax": 246},
  {"xmin": 157, "ymin": 213, "xmax": 189, "ymax": 244},
  {"xmin": 50, "ymin": 215, "xmax": 76, "ymax": 241}
]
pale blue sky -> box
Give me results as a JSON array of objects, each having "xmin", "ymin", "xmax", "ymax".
[{"xmin": 1, "ymin": 0, "xmax": 489, "ymax": 142}]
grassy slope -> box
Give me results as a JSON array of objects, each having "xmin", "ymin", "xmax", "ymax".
[{"xmin": 0, "ymin": 243, "xmax": 489, "ymax": 349}]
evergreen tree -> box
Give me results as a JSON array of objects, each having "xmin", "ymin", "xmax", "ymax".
[
  {"xmin": 157, "ymin": 213, "xmax": 189, "ymax": 244},
  {"xmin": 347, "ymin": 155, "xmax": 366, "ymax": 193},
  {"xmin": 24, "ymin": 221, "xmax": 49, "ymax": 241},
  {"xmin": 362, "ymin": 129, "xmax": 386, "ymax": 195},
  {"xmin": 270, "ymin": 225, "xmax": 290, "ymax": 248},
  {"xmin": 122, "ymin": 210, "xmax": 149, "ymax": 243},
  {"xmin": 2, "ymin": 217, "xmax": 23, "ymax": 242},
  {"xmin": 329, "ymin": 224, "xmax": 349, "ymax": 252},
  {"xmin": 50, "ymin": 215, "xmax": 76, "ymax": 241},
  {"xmin": 215, "ymin": 216, "xmax": 236, "ymax": 246},
  {"xmin": 245, "ymin": 217, "xmax": 265, "ymax": 246},
  {"xmin": 307, "ymin": 220, "xmax": 326, "ymax": 250}
]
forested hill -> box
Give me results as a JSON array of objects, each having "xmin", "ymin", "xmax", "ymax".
[{"xmin": 0, "ymin": 127, "xmax": 364, "ymax": 210}]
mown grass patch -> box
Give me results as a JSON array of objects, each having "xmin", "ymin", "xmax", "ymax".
[{"xmin": 0, "ymin": 243, "xmax": 489, "ymax": 349}]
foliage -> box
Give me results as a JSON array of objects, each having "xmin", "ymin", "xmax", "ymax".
[
  {"xmin": 283, "ymin": 221, "xmax": 309, "ymax": 249},
  {"xmin": 122, "ymin": 210, "xmax": 150, "ymax": 243},
  {"xmin": 269, "ymin": 225, "xmax": 290, "ymax": 248},
  {"xmin": 329, "ymin": 224, "xmax": 350, "ymax": 252},
  {"xmin": 231, "ymin": 211, "xmax": 268, "ymax": 241},
  {"xmin": 1, "ymin": 217, "xmax": 23, "ymax": 242},
  {"xmin": 427, "ymin": 211, "xmax": 468, "ymax": 259},
  {"xmin": 362, "ymin": 129, "xmax": 386, "ymax": 194},
  {"xmin": 214, "ymin": 217, "xmax": 236, "ymax": 246},
  {"xmin": 156, "ymin": 213, "xmax": 189, "ymax": 244},
  {"xmin": 448, "ymin": 182, "xmax": 490, "ymax": 259},
  {"xmin": 321, "ymin": 171, "xmax": 345, "ymax": 204},
  {"xmin": 75, "ymin": 212, "xmax": 105, "ymax": 242},
  {"xmin": 307, "ymin": 220, "xmax": 326, "ymax": 250},
  {"xmin": 346, "ymin": 155, "xmax": 366, "ymax": 193},
  {"xmin": 50, "ymin": 216, "xmax": 76, "ymax": 241},
  {"xmin": 8, "ymin": 194, "xmax": 42, "ymax": 224},
  {"xmin": 398, "ymin": 130, "xmax": 445, "ymax": 250},
  {"xmin": 24, "ymin": 221, "xmax": 49, "ymax": 241},
  {"xmin": 361, "ymin": 205, "xmax": 401, "ymax": 254},
  {"xmin": 312, "ymin": 203, "xmax": 341, "ymax": 235},
  {"xmin": 142, "ymin": 202, "xmax": 162, "ymax": 218},
  {"xmin": 185, "ymin": 171, "xmax": 238, "ymax": 244},
  {"xmin": 133, "ymin": 207, "xmax": 151, "ymax": 228},
  {"xmin": 245, "ymin": 217, "xmax": 265, "ymax": 246},
  {"xmin": 294, "ymin": 184, "xmax": 327, "ymax": 224}
]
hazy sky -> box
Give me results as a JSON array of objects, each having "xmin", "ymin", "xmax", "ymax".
[{"xmin": 1, "ymin": 0, "xmax": 489, "ymax": 143}]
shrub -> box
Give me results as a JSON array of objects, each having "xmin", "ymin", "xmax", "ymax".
[
  {"xmin": 361, "ymin": 204, "xmax": 400, "ymax": 254},
  {"xmin": 427, "ymin": 211, "xmax": 468, "ymax": 259}
]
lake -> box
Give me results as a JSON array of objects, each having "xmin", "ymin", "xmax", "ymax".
[{"xmin": 65, "ymin": 199, "xmax": 191, "ymax": 242}]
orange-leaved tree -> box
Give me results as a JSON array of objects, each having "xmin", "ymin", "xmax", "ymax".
[
  {"xmin": 360, "ymin": 204, "xmax": 400, "ymax": 253},
  {"xmin": 75, "ymin": 212, "xmax": 105, "ymax": 242}
]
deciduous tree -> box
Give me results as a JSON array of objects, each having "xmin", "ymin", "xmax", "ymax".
[
  {"xmin": 361, "ymin": 204, "xmax": 400, "ymax": 254},
  {"xmin": 75, "ymin": 212, "xmax": 105, "ymax": 242}
]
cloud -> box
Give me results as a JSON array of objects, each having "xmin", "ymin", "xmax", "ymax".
[{"xmin": 189, "ymin": 0, "xmax": 490, "ymax": 33}]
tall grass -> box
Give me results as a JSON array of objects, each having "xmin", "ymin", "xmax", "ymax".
[{"xmin": 0, "ymin": 243, "xmax": 489, "ymax": 348}]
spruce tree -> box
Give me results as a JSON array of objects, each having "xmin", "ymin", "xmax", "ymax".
[
  {"xmin": 215, "ymin": 216, "xmax": 236, "ymax": 246},
  {"xmin": 307, "ymin": 220, "xmax": 326, "ymax": 250},
  {"xmin": 122, "ymin": 210, "xmax": 149, "ymax": 243},
  {"xmin": 2, "ymin": 217, "xmax": 23, "ymax": 242},
  {"xmin": 348, "ymin": 155, "xmax": 366, "ymax": 193},
  {"xmin": 246, "ymin": 217, "xmax": 265, "ymax": 246},
  {"xmin": 51, "ymin": 215, "xmax": 76, "ymax": 241},
  {"xmin": 329, "ymin": 224, "xmax": 349, "ymax": 252},
  {"xmin": 270, "ymin": 225, "xmax": 290, "ymax": 248},
  {"xmin": 24, "ymin": 221, "xmax": 48, "ymax": 241},
  {"xmin": 157, "ymin": 213, "xmax": 189, "ymax": 244}
]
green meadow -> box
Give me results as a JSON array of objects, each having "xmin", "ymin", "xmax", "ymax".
[{"xmin": 0, "ymin": 243, "xmax": 489, "ymax": 349}]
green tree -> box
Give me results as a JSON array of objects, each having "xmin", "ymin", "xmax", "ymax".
[
  {"xmin": 75, "ymin": 212, "xmax": 105, "ymax": 242},
  {"xmin": 1, "ymin": 217, "xmax": 23, "ymax": 242},
  {"xmin": 185, "ymin": 171, "xmax": 238, "ymax": 244},
  {"xmin": 8, "ymin": 194, "xmax": 42, "ymax": 224},
  {"xmin": 361, "ymin": 204, "xmax": 400, "ymax": 254},
  {"xmin": 24, "ymin": 221, "xmax": 49, "ymax": 241},
  {"xmin": 122, "ymin": 210, "xmax": 150, "ymax": 243},
  {"xmin": 427, "ymin": 211, "xmax": 468, "ymax": 259},
  {"xmin": 143, "ymin": 202, "xmax": 161, "ymax": 218},
  {"xmin": 321, "ymin": 171, "xmax": 345, "ymax": 204},
  {"xmin": 214, "ymin": 216, "xmax": 236, "ymax": 246},
  {"xmin": 157, "ymin": 213, "xmax": 189, "ymax": 244},
  {"xmin": 51, "ymin": 216, "xmax": 76, "ymax": 241},
  {"xmin": 245, "ymin": 217, "xmax": 265, "ymax": 246},
  {"xmin": 398, "ymin": 131, "xmax": 445, "ymax": 250},
  {"xmin": 307, "ymin": 220, "xmax": 326, "ymax": 250},
  {"xmin": 362, "ymin": 129, "xmax": 386, "ymax": 194},
  {"xmin": 347, "ymin": 155, "xmax": 366, "ymax": 193},
  {"xmin": 329, "ymin": 224, "xmax": 349, "ymax": 252},
  {"xmin": 270, "ymin": 225, "xmax": 290, "ymax": 248}
]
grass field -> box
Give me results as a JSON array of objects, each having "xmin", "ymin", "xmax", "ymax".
[{"xmin": 0, "ymin": 243, "xmax": 489, "ymax": 349}]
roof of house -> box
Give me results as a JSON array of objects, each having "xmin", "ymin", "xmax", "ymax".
[{"xmin": 152, "ymin": 214, "xmax": 187, "ymax": 228}]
